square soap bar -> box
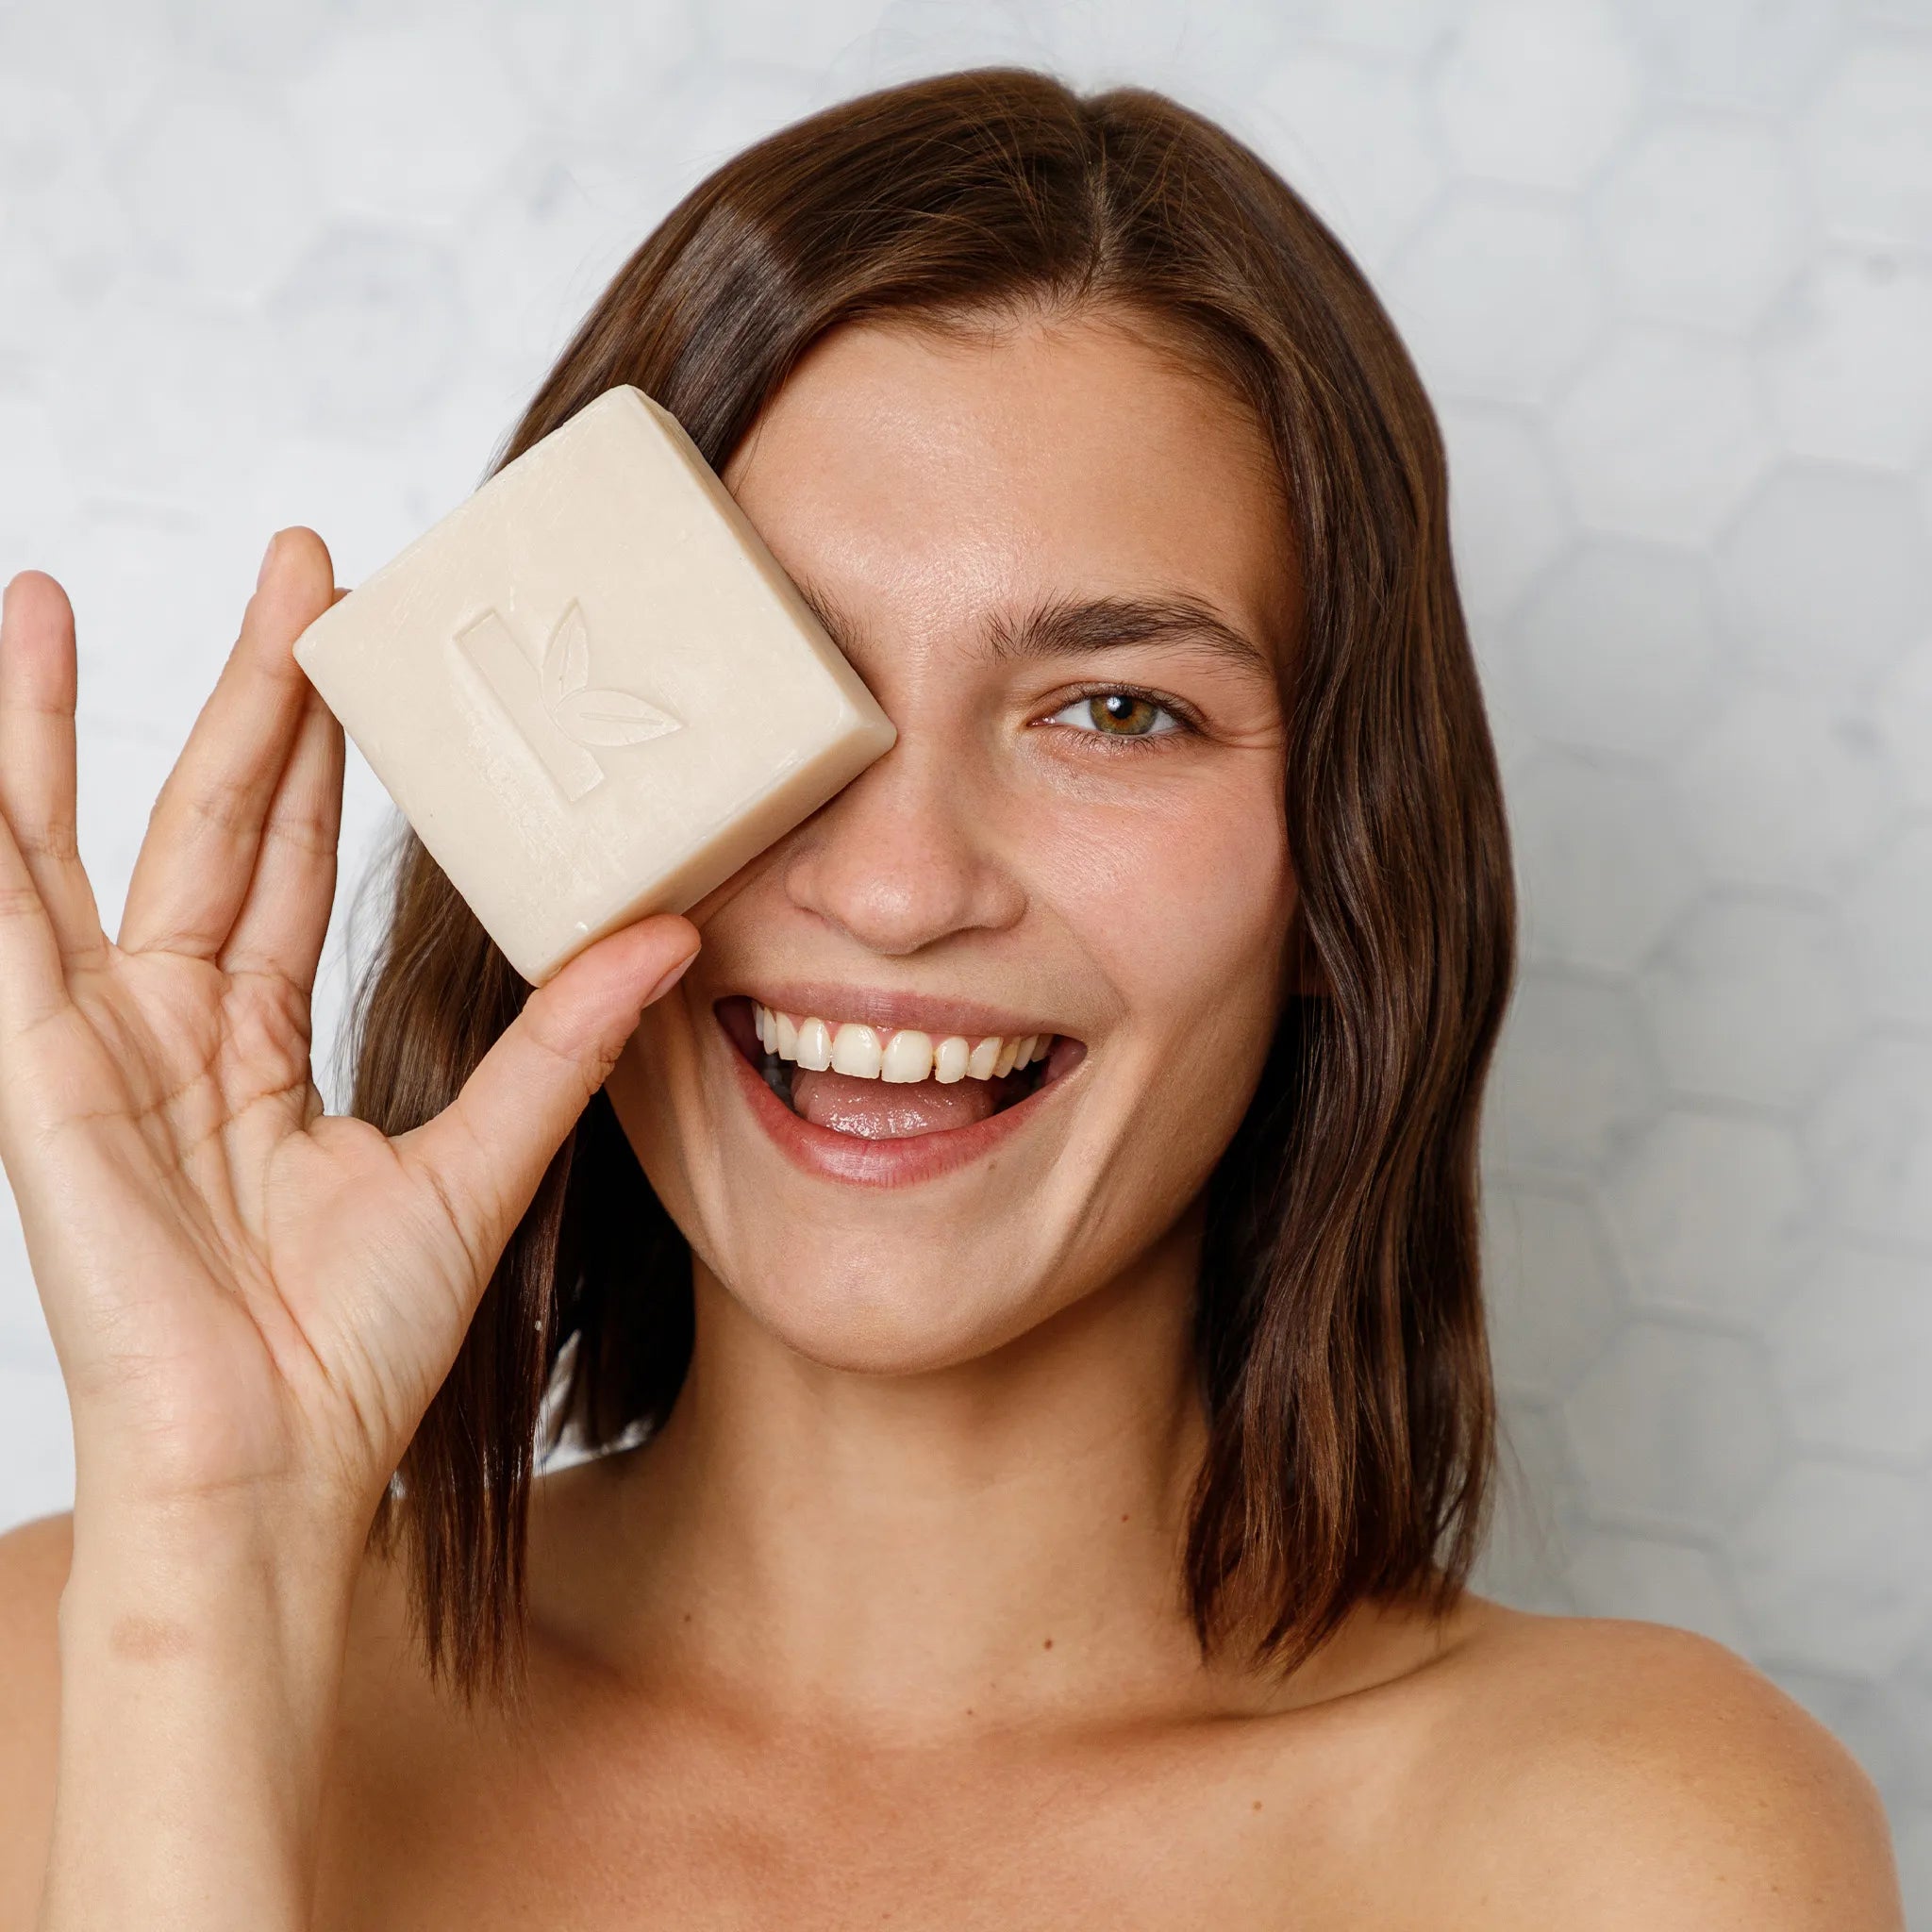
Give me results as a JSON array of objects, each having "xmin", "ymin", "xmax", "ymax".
[{"xmin": 292, "ymin": 384, "xmax": 895, "ymax": 985}]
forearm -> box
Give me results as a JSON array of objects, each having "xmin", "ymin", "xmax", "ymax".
[{"xmin": 37, "ymin": 1499, "xmax": 358, "ymax": 1932}]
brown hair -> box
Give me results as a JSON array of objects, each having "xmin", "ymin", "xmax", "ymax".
[{"xmin": 346, "ymin": 65, "xmax": 1515, "ymax": 1701}]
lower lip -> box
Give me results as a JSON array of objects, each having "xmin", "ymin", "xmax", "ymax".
[{"xmin": 720, "ymin": 1024, "xmax": 1072, "ymax": 1190}]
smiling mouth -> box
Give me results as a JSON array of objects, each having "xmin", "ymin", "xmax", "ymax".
[{"xmin": 716, "ymin": 995, "xmax": 1082, "ymax": 1141}]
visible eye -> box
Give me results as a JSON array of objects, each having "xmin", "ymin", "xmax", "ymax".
[{"xmin": 1043, "ymin": 688, "xmax": 1191, "ymax": 741}]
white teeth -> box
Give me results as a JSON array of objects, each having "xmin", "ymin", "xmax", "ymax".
[
  {"xmin": 829, "ymin": 1022, "xmax": 883, "ymax": 1078},
  {"xmin": 880, "ymin": 1029, "xmax": 934, "ymax": 1082},
  {"xmin": 754, "ymin": 1000, "xmax": 1053, "ymax": 1084},
  {"xmin": 794, "ymin": 1016, "xmax": 833, "ymax": 1071}
]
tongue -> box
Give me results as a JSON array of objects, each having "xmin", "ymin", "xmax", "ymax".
[{"xmin": 790, "ymin": 1068, "xmax": 1002, "ymax": 1139}]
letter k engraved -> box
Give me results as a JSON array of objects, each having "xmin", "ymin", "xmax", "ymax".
[{"xmin": 453, "ymin": 599, "xmax": 682, "ymax": 804}]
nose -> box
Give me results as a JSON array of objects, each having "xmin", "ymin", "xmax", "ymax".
[{"xmin": 778, "ymin": 727, "xmax": 1026, "ymax": 957}]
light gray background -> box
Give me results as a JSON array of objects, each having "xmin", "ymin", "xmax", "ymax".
[{"xmin": 2, "ymin": 0, "xmax": 1928, "ymax": 1912}]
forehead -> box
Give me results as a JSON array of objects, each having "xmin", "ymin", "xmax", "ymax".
[{"xmin": 720, "ymin": 311, "xmax": 1295, "ymax": 656}]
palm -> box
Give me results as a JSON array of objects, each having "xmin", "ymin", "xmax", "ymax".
[
  {"xmin": 13, "ymin": 945, "xmax": 469, "ymax": 1514},
  {"xmin": 0, "ymin": 533, "xmax": 696, "ymax": 1526}
]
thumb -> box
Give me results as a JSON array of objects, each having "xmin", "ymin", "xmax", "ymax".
[{"xmin": 393, "ymin": 913, "xmax": 698, "ymax": 1273}]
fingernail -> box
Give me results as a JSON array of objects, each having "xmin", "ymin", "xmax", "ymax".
[
  {"xmin": 642, "ymin": 945, "xmax": 699, "ymax": 1008},
  {"xmin": 258, "ymin": 532, "xmax": 280, "ymax": 590}
]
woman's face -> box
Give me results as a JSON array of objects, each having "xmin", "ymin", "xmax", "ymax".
[{"xmin": 607, "ymin": 309, "xmax": 1298, "ymax": 1373}]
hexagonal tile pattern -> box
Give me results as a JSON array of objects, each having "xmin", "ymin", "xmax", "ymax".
[
  {"xmin": 1562, "ymin": 1528, "xmax": 1750, "ymax": 1649},
  {"xmin": 1551, "ymin": 326, "xmax": 1773, "ymax": 545},
  {"xmin": 1637, "ymin": 897, "xmax": 1858, "ymax": 1110},
  {"xmin": 1844, "ymin": 824, "xmax": 1932, "ymax": 1030},
  {"xmin": 1441, "ymin": 403, "xmax": 1571, "ymax": 627},
  {"xmin": 125, "ymin": 90, "xmax": 321, "ymax": 304},
  {"xmin": 1604, "ymin": 1110, "xmax": 1811, "ymax": 1325},
  {"xmin": 1874, "ymin": 640, "xmax": 1932, "ymax": 812},
  {"xmin": 1563, "ymin": 1324, "xmax": 1779, "ymax": 1536},
  {"xmin": 1800, "ymin": 39, "xmax": 1932, "ymax": 252},
  {"xmin": 1512, "ymin": 750, "xmax": 1704, "ymax": 974},
  {"xmin": 1388, "ymin": 195, "xmax": 1603, "ymax": 405},
  {"xmin": 1485, "ymin": 971, "xmax": 1663, "ymax": 1176},
  {"xmin": 1252, "ymin": 51, "xmax": 1443, "ymax": 272},
  {"xmin": 1621, "ymin": 0, "xmax": 1841, "ymax": 111},
  {"xmin": 1763, "ymin": 256, "xmax": 1932, "ymax": 472},
  {"xmin": 4, "ymin": 6, "xmax": 1930, "ymax": 1919},
  {"xmin": 1807, "ymin": 1036, "xmax": 1932, "ymax": 1249},
  {"xmin": 1595, "ymin": 119, "xmax": 1801, "ymax": 331},
  {"xmin": 265, "ymin": 226, "xmax": 469, "ymax": 440},
  {"xmin": 1476, "ymin": 1396, "xmax": 1589, "ymax": 1613},
  {"xmin": 500, "ymin": 6, "xmax": 702, "ymax": 148},
  {"xmin": 1484, "ymin": 1183, "xmax": 1625, "ymax": 1401},
  {"xmin": 1433, "ymin": 0, "xmax": 1637, "ymax": 192},
  {"xmin": 1509, "ymin": 541, "xmax": 1722, "ymax": 758},
  {"xmin": 286, "ymin": 22, "xmax": 533, "ymax": 229},
  {"xmin": 1672, "ymin": 688, "xmax": 1894, "ymax": 893},
  {"xmin": 1729, "ymin": 1460, "xmax": 1932, "ymax": 1676},
  {"xmin": 1716, "ymin": 464, "xmax": 1931, "ymax": 706},
  {"xmin": 1769, "ymin": 1246, "xmax": 1932, "ymax": 1461}
]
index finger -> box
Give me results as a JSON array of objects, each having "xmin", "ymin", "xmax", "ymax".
[{"xmin": 117, "ymin": 527, "xmax": 337, "ymax": 962}]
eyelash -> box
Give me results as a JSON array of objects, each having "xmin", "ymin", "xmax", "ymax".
[{"xmin": 1039, "ymin": 684, "xmax": 1202, "ymax": 749}]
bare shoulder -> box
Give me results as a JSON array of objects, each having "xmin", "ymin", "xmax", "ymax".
[
  {"xmin": 0, "ymin": 1510, "xmax": 72, "ymax": 1922},
  {"xmin": 1421, "ymin": 1597, "xmax": 1906, "ymax": 1930}
]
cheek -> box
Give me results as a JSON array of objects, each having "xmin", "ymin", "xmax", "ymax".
[
  {"xmin": 606, "ymin": 1001, "xmax": 703, "ymax": 1204},
  {"xmin": 1041, "ymin": 764, "xmax": 1293, "ymax": 1044}
]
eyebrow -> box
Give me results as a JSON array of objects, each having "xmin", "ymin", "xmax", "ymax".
[{"xmin": 788, "ymin": 574, "xmax": 1276, "ymax": 681}]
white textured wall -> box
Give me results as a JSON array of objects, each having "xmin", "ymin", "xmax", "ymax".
[{"xmin": 1, "ymin": 0, "xmax": 1927, "ymax": 1909}]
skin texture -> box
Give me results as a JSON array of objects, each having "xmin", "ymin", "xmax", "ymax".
[{"xmin": 0, "ymin": 313, "xmax": 1907, "ymax": 1928}]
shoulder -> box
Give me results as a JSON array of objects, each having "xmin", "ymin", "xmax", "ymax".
[
  {"xmin": 1420, "ymin": 1599, "xmax": 1905, "ymax": 1930},
  {"xmin": 0, "ymin": 1510, "xmax": 71, "ymax": 1920}
]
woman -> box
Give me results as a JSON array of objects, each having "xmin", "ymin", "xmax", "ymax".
[{"xmin": 0, "ymin": 67, "xmax": 1902, "ymax": 1928}]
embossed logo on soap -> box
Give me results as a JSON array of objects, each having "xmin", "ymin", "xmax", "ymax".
[{"xmin": 453, "ymin": 600, "xmax": 681, "ymax": 804}]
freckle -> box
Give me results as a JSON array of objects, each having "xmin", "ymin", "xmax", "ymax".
[
  {"xmin": 1253, "ymin": 1800, "xmax": 1263, "ymax": 1812},
  {"xmin": 682, "ymin": 1611, "xmax": 691, "ymax": 1624},
  {"xmin": 1120, "ymin": 1513, "xmax": 1129, "ymax": 1523},
  {"xmin": 1043, "ymin": 1637, "xmax": 1054, "ymax": 1650}
]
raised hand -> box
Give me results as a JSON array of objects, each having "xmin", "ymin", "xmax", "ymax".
[{"xmin": 0, "ymin": 529, "xmax": 699, "ymax": 1544}]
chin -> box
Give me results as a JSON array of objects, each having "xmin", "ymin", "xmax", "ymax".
[{"xmin": 708, "ymin": 1233, "xmax": 1082, "ymax": 1377}]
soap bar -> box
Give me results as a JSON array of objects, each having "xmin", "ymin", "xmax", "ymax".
[{"xmin": 292, "ymin": 385, "xmax": 895, "ymax": 985}]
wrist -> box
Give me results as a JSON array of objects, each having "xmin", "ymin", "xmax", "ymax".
[
  {"xmin": 42, "ymin": 1492, "xmax": 364, "ymax": 1931},
  {"xmin": 60, "ymin": 1484, "xmax": 364, "ymax": 1687}
]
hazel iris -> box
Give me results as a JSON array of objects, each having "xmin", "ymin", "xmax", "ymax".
[{"xmin": 1089, "ymin": 692, "xmax": 1160, "ymax": 734}]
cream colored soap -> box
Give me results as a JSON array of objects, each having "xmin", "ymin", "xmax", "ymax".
[{"xmin": 292, "ymin": 384, "xmax": 895, "ymax": 985}]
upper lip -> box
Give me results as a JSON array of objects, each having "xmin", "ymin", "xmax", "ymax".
[{"xmin": 731, "ymin": 981, "xmax": 1075, "ymax": 1044}]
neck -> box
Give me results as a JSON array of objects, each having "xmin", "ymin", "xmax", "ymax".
[{"xmin": 556, "ymin": 1205, "xmax": 1235, "ymax": 1738}]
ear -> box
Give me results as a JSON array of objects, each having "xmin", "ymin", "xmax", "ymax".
[{"xmin": 1281, "ymin": 903, "xmax": 1331, "ymax": 1000}]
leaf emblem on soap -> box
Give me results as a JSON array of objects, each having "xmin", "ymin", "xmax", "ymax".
[
  {"xmin": 538, "ymin": 599, "xmax": 680, "ymax": 749},
  {"xmin": 541, "ymin": 600, "xmax": 592, "ymax": 711},
  {"xmin": 554, "ymin": 686, "xmax": 680, "ymax": 745}
]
